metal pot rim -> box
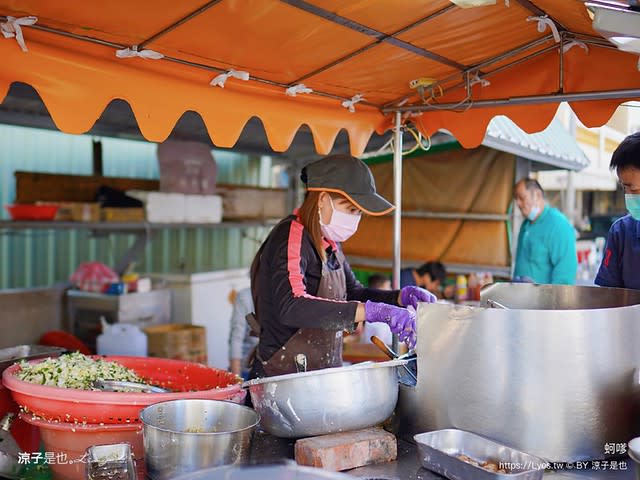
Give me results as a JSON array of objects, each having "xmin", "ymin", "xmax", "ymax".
[
  {"xmin": 242, "ymin": 358, "xmax": 409, "ymax": 388},
  {"xmin": 139, "ymin": 398, "xmax": 260, "ymax": 435}
]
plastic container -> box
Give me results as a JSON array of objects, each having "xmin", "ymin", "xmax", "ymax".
[
  {"xmin": 2, "ymin": 356, "xmax": 244, "ymax": 424},
  {"xmin": 97, "ymin": 319, "xmax": 147, "ymax": 357},
  {"xmin": 20, "ymin": 414, "xmax": 143, "ymax": 480},
  {"xmin": 455, "ymin": 275, "xmax": 468, "ymax": 302},
  {"xmin": 4, "ymin": 204, "xmax": 59, "ymax": 221}
]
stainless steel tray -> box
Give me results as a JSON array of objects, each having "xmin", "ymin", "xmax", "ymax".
[
  {"xmin": 415, "ymin": 429, "xmax": 545, "ymax": 480},
  {"xmin": 86, "ymin": 443, "xmax": 136, "ymax": 480},
  {"xmin": 0, "ymin": 345, "xmax": 66, "ymax": 374}
]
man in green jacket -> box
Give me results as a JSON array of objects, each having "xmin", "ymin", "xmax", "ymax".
[{"xmin": 513, "ymin": 178, "xmax": 577, "ymax": 284}]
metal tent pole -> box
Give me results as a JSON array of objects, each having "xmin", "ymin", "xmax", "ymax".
[
  {"xmin": 392, "ymin": 111, "xmax": 403, "ymax": 353},
  {"xmin": 383, "ymin": 89, "xmax": 640, "ymax": 113}
]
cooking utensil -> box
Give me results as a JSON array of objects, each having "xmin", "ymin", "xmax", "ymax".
[
  {"xmin": 397, "ymin": 283, "xmax": 640, "ymax": 462},
  {"xmin": 140, "ymin": 399, "xmax": 259, "ymax": 480},
  {"xmin": 415, "ymin": 429, "xmax": 544, "ymax": 480},
  {"xmin": 92, "ymin": 380, "xmax": 168, "ymax": 393},
  {"xmin": 294, "ymin": 353, "xmax": 307, "ymax": 373},
  {"xmin": 86, "ymin": 443, "xmax": 137, "ymax": 480},
  {"xmin": 0, "ymin": 413, "xmax": 24, "ymax": 480},
  {"xmin": 486, "ymin": 299, "xmax": 508, "ymax": 309},
  {"xmin": 370, "ymin": 336, "xmax": 417, "ymax": 384},
  {"xmin": 242, "ymin": 359, "xmax": 407, "ymax": 438}
]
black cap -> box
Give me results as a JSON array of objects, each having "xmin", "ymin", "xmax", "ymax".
[{"xmin": 301, "ymin": 155, "xmax": 394, "ymax": 216}]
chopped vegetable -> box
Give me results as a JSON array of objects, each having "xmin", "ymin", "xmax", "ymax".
[{"xmin": 15, "ymin": 352, "xmax": 143, "ymax": 390}]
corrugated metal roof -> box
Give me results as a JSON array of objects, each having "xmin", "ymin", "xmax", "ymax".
[{"xmin": 483, "ymin": 116, "xmax": 589, "ymax": 171}]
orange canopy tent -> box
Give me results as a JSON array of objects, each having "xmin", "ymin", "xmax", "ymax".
[
  {"xmin": 1, "ymin": 0, "xmax": 639, "ymax": 292},
  {"xmin": 1, "ymin": 0, "xmax": 639, "ymax": 156}
]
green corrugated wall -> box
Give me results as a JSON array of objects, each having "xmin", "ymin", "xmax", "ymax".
[{"xmin": 0, "ymin": 124, "xmax": 274, "ymax": 289}]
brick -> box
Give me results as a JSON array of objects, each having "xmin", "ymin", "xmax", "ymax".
[{"xmin": 294, "ymin": 427, "xmax": 397, "ymax": 471}]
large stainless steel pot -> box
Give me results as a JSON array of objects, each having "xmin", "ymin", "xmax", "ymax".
[
  {"xmin": 140, "ymin": 399, "xmax": 259, "ymax": 480},
  {"xmin": 243, "ymin": 359, "xmax": 407, "ymax": 438},
  {"xmin": 396, "ymin": 283, "xmax": 640, "ymax": 462}
]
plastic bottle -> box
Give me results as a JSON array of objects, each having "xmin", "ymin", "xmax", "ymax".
[
  {"xmin": 455, "ymin": 275, "xmax": 468, "ymax": 303},
  {"xmin": 467, "ymin": 273, "xmax": 479, "ymax": 301},
  {"xmin": 96, "ymin": 317, "xmax": 148, "ymax": 357}
]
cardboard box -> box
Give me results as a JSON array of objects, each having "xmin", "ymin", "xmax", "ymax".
[
  {"xmin": 37, "ymin": 201, "xmax": 101, "ymax": 222},
  {"xmin": 144, "ymin": 324, "xmax": 207, "ymax": 364},
  {"xmin": 101, "ymin": 208, "xmax": 146, "ymax": 222},
  {"xmin": 217, "ymin": 185, "xmax": 287, "ymax": 220}
]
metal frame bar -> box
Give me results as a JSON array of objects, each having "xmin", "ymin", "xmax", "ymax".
[
  {"xmin": 383, "ymin": 89, "xmax": 640, "ymax": 114},
  {"xmin": 280, "ymin": 0, "xmax": 466, "ymax": 71},
  {"xmin": 392, "ymin": 111, "xmax": 403, "ymax": 291},
  {"xmin": 0, "ymin": 16, "xmax": 377, "ymax": 108},
  {"xmin": 346, "ymin": 255, "xmax": 512, "ymax": 277},
  {"xmin": 290, "ymin": 4, "xmax": 456, "ymax": 85},
  {"xmin": 513, "ymin": 0, "xmax": 569, "ymax": 31},
  {"xmin": 391, "ymin": 111, "xmax": 403, "ymax": 354},
  {"xmin": 138, "ymin": 0, "xmax": 223, "ymax": 49},
  {"xmin": 382, "ymin": 26, "xmax": 617, "ymax": 110},
  {"xmin": 434, "ymin": 42, "xmax": 560, "ymax": 105},
  {"xmin": 383, "ymin": 35, "xmax": 555, "ymax": 109},
  {"xmin": 403, "ymin": 211, "xmax": 509, "ymax": 221},
  {"xmin": 0, "ymin": 220, "xmax": 279, "ymax": 232}
]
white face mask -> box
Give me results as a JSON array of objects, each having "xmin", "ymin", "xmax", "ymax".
[
  {"xmin": 319, "ymin": 197, "xmax": 361, "ymax": 242},
  {"xmin": 527, "ymin": 205, "xmax": 541, "ymax": 221}
]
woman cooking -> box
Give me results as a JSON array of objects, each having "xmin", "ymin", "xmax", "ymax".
[{"xmin": 249, "ymin": 154, "xmax": 436, "ymax": 378}]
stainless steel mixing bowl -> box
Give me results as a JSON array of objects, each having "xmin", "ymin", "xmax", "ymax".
[
  {"xmin": 243, "ymin": 359, "xmax": 407, "ymax": 438},
  {"xmin": 140, "ymin": 399, "xmax": 260, "ymax": 480}
]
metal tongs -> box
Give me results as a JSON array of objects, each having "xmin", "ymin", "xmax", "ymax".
[
  {"xmin": 370, "ymin": 336, "xmax": 417, "ymax": 384},
  {"xmin": 92, "ymin": 380, "xmax": 168, "ymax": 393},
  {"xmin": 486, "ymin": 299, "xmax": 509, "ymax": 309}
]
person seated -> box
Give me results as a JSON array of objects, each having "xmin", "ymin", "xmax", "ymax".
[{"xmin": 400, "ymin": 261, "xmax": 447, "ymax": 298}]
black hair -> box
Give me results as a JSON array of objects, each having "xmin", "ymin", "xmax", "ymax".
[
  {"xmin": 415, "ymin": 261, "xmax": 446, "ymax": 286},
  {"xmin": 368, "ymin": 273, "xmax": 390, "ymax": 289},
  {"xmin": 516, "ymin": 177, "xmax": 544, "ymax": 198},
  {"xmin": 610, "ymin": 132, "xmax": 640, "ymax": 171}
]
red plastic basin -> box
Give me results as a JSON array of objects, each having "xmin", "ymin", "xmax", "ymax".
[
  {"xmin": 2, "ymin": 356, "xmax": 244, "ymax": 424},
  {"xmin": 20, "ymin": 414, "xmax": 144, "ymax": 480}
]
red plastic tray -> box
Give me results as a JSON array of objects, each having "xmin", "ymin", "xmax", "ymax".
[
  {"xmin": 5, "ymin": 204, "xmax": 59, "ymax": 221},
  {"xmin": 2, "ymin": 356, "xmax": 244, "ymax": 424}
]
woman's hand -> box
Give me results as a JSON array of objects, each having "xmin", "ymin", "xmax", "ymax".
[
  {"xmin": 363, "ymin": 301, "xmax": 416, "ymax": 349},
  {"xmin": 398, "ymin": 285, "xmax": 436, "ymax": 309}
]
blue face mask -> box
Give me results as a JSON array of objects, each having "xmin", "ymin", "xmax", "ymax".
[
  {"xmin": 527, "ymin": 205, "xmax": 541, "ymax": 222},
  {"xmin": 625, "ymin": 194, "xmax": 640, "ymax": 221}
]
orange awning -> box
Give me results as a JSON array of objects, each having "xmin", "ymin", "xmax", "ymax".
[{"xmin": 1, "ymin": 1, "xmax": 639, "ymax": 155}]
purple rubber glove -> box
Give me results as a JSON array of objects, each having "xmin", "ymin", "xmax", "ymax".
[
  {"xmin": 364, "ymin": 301, "xmax": 417, "ymax": 349},
  {"xmin": 400, "ymin": 285, "xmax": 436, "ymax": 309}
]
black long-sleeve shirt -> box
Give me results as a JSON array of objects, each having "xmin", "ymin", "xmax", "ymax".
[{"xmin": 253, "ymin": 215, "xmax": 399, "ymax": 362}]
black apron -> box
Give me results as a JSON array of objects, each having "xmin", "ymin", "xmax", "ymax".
[{"xmin": 254, "ymin": 248, "xmax": 348, "ymax": 377}]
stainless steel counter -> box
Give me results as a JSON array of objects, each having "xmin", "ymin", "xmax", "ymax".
[{"xmin": 248, "ymin": 431, "xmax": 637, "ymax": 480}]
